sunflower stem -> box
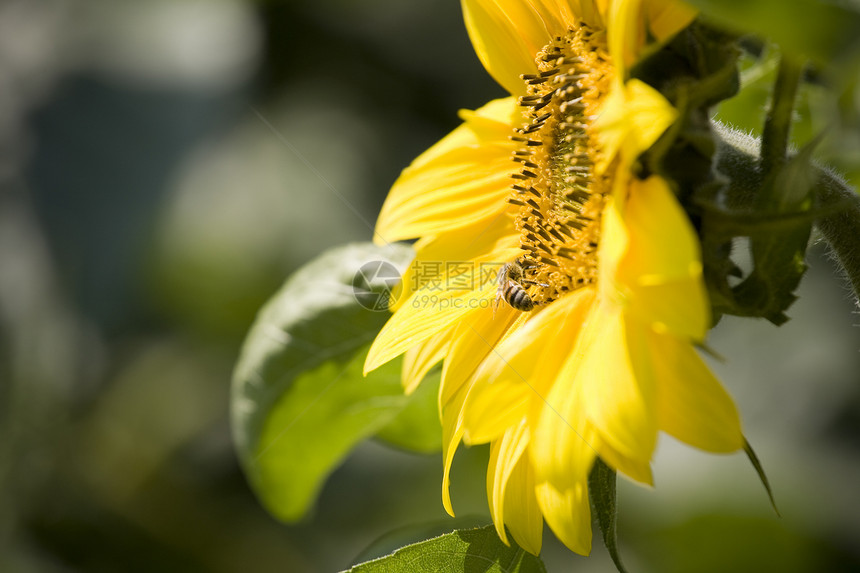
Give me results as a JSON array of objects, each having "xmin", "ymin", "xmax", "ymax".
[
  {"xmin": 814, "ymin": 171, "xmax": 860, "ymax": 308},
  {"xmin": 713, "ymin": 122, "xmax": 860, "ymax": 309},
  {"xmin": 760, "ymin": 55, "xmax": 802, "ymax": 175}
]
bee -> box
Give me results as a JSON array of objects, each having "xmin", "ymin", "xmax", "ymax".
[{"xmin": 495, "ymin": 258, "xmax": 541, "ymax": 312}]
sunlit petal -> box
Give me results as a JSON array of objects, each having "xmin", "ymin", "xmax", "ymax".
[
  {"xmin": 614, "ymin": 176, "xmax": 710, "ymax": 339},
  {"xmin": 440, "ymin": 302, "xmax": 523, "ymax": 411},
  {"xmin": 502, "ymin": 446, "xmax": 544, "ymax": 554},
  {"xmin": 392, "ymin": 211, "xmax": 517, "ymax": 311},
  {"xmin": 535, "ymin": 302, "xmax": 657, "ymax": 481},
  {"xmin": 535, "ymin": 478, "xmax": 592, "ymax": 555},
  {"xmin": 365, "ymin": 243, "xmax": 520, "ymax": 374},
  {"xmin": 606, "ymin": 0, "xmax": 641, "ymax": 75},
  {"xmin": 463, "ymin": 289, "xmax": 594, "ymax": 444},
  {"xmin": 402, "ymin": 331, "xmax": 450, "ymax": 395},
  {"xmin": 441, "ymin": 385, "xmax": 468, "ymax": 516},
  {"xmin": 593, "ymin": 78, "xmax": 677, "ymax": 174},
  {"xmin": 375, "ymin": 98, "xmax": 521, "ymax": 244},
  {"xmin": 645, "ymin": 0, "xmax": 696, "ymax": 42},
  {"xmin": 461, "ymin": 0, "xmax": 549, "ymax": 96},
  {"xmin": 486, "ymin": 421, "xmax": 530, "ymax": 545},
  {"xmin": 650, "ymin": 331, "xmax": 744, "ymax": 452},
  {"xmin": 578, "ymin": 305, "xmax": 658, "ymax": 463}
]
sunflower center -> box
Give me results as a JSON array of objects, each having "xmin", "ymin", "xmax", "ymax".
[{"xmin": 505, "ymin": 24, "xmax": 613, "ymax": 309}]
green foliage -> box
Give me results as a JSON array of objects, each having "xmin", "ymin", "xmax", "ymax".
[
  {"xmin": 375, "ymin": 366, "xmax": 442, "ymax": 453},
  {"xmin": 232, "ymin": 242, "xmax": 445, "ymax": 522},
  {"xmin": 744, "ymin": 440, "xmax": 780, "ymax": 518},
  {"xmin": 637, "ymin": 21, "xmax": 741, "ymax": 184},
  {"xmin": 633, "ymin": 513, "xmax": 824, "ymax": 573},
  {"xmin": 343, "ymin": 526, "xmax": 547, "ymax": 573},
  {"xmin": 588, "ymin": 458, "xmax": 627, "ymax": 573},
  {"xmin": 636, "ymin": 20, "xmax": 834, "ymax": 325},
  {"xmin": 708, "ymin": 54, "xmax": 814, "ymax": 325},
  {"xmin": 709, "ymin": 124, "xmax": 860, "ymax": 317},
  {"xmin": 730, "ymin": 141, "xmax": 815, "ymax": 325},
  {"xmin": 686, "ymin": 0, "xmax": 860, "ymax": 77}
]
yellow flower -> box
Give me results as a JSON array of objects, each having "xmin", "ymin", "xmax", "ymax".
[{"xmin": 364, "ymin": 0, "xmax": 743, "ymax": 556}]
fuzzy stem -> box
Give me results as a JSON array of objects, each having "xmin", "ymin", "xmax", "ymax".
[
  {"xmin": 815, "ymin": 172, "xmax": 860, "ymax": 307},
  {"xmin": 714, "ymin": 121, "xmax": 860, "ymax": 307},
  {"xmin": 760, "ymin": 56, "xmax": 802, "ymax": 175}
]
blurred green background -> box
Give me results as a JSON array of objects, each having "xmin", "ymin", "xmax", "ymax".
[{"xmin": 1, "ymin": 1, "xmax": 859, "ymax": 572}]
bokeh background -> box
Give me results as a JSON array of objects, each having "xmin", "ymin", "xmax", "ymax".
[{"xmin": 1, "ymin": 1, "xmax": 859, "ymax": 572}]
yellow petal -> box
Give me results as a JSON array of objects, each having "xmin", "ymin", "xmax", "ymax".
[
  {"xmin": 523, "ymin": 297, "xmax": 603, "ymax": 488},
  {"xmin": 536, "ymin": 393, "xmax": 653, "ymax": 485},
  {"xmin": 441, "ymin": 384, "xmax": 469, "ymax": 516},
  {"xmin": 597, "ymin": 195, "xmax": 629, "ymax": 295},
  {"xmin": 486, "ymin": 421, "xmax": 530, "ymax": 546},
  {"xmin": 629, "ymin": 275, "xmax": 708, "ymax": 338},
  {"xmin": 589, "ymin": 0, "xmax": 611, "ymax": 21},
  {"xmin": 530, "ymin": 0, "xmax": 581, "ymax": 33},
  {"xmin": 593, "ymin": 78, "xmax": 677, "ymax": 174},
  {"xmin": 532, "ymin": 385, "xmax": 596, "ymax": 490},
  {"xmin": 457, "ymin": 96, "xmax": 525, "ymax": 131},
  {"xmin": 472, "ymin": 288, "xmax": 596, "ymax": 390},
  {"xmin": 534, "ymin": 301, "xmax": 657, "ymax": 484},
  {"xmin": 646, "ymin": 0, "xmax": 696, "ymax": 42},
  {"xmin": 412, "ymin": 97, "xmax": 521, "ymax": 172},
  {"xmin": 379, "ymin": 156, "xmax": 510, "ymax": 243},
  {"xmin": 364, "ymin": 244, "xmax": 520, "ymax": 374},
  {"xmin": 649, "ymin": 331, "xmax": 744, "ymax": 452},
  {"xmin": 393, "ymin": 212, "xmax": 517, "ymax": 311},
  {"xmin": 461, "ymin": 0, "xmax": 549, "ymax": 96},
  {"xmin": 537, "ymin": 0, "xmax": 605, "ymax": 26},
  {"xmin": 621, "ymin": 176, "xmax": 701, "ymax": 282},
  {"xmin": 440, "ymin": 301, "xmax": 522, "ymax": 412},
  {"xmin": 606, "ymin": 0, "xmax": 643, "ymax": 76},
  {"xmin": 502, "ymin": 446, "xmax": 543, "ymax": 555},
  {"xmin": 462, "ymin": 376, "xmax": 531, "ymax": 445},
  {"xmin": 535, "ymin": 479, "xmax": 592, "ymax": 555},
  {"xmin": 606, "ymin": 0, "xmax": 695, "ymax": 78},
  {"xmin": 591, "ymin": 436, "xmax": 653, "ymax": 485},
  {"xmin": 464, "ymin": 289, "xmax": 595, "ymax": 444},
  {"xmin": 578, "ymin": 304, "xmax": 658, "ymax": 463},
  {"xmin": 375, "ymin": 98, "xmax": 520, "ymax": 244},
  {"xmin": 619, "ymin": 176, "xmax": 710, "ymax": 339},
  {"xmin": 619, "ymin": 79, "xmax": 678, "ymax": 159},
  {"xmin": 599, "ymin": 176, "xmax": 705, "ymax": 329},
  {"xmin": 402, "ymin": 331, "xmax": 450, "ymax": 395}
]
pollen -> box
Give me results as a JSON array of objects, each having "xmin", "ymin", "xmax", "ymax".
[{"xmin": 507, "ymin": 24, "xmax": 613, "ymax": 307}]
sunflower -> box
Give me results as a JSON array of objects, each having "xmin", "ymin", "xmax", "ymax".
[{"xmin": 364, "ymin": 0, "xmax": 744, "ymax": 556}]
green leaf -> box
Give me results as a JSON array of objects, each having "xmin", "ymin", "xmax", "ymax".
[
  {"xmin": 744, "ymin": 439, "xmax": 781, "ymax": 517},
  {"xmin": 588, "ymin": 458, "xmax": 628, "ymax": 573},
  {"xmin": 697, "ymin": 123, "xmax": 829, "ymax": 323},
  {"xmin": 344, "ymin": 526, "xmax": 547, "ymax": 573},
  {"xmin": 231, "ymin": 242, "xmax": 424, "ymax": 522},
  {"xmin": 712, "ymin": 123, "xmax": 860, "ymax": 310},
  {"xmin": 685, "ymin": 0, "xmax": 860, "ymax": 76},
  {"xmin": 638, "ymin": 22, "xmax": 741, "ymax": 193},
  {"xmin": 728, "ymin": 138, "xmax": 816, "ymax": 325},
  {"xmin": 375, "ymin": 366, "xmax": 442, "ymax": 453}
]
